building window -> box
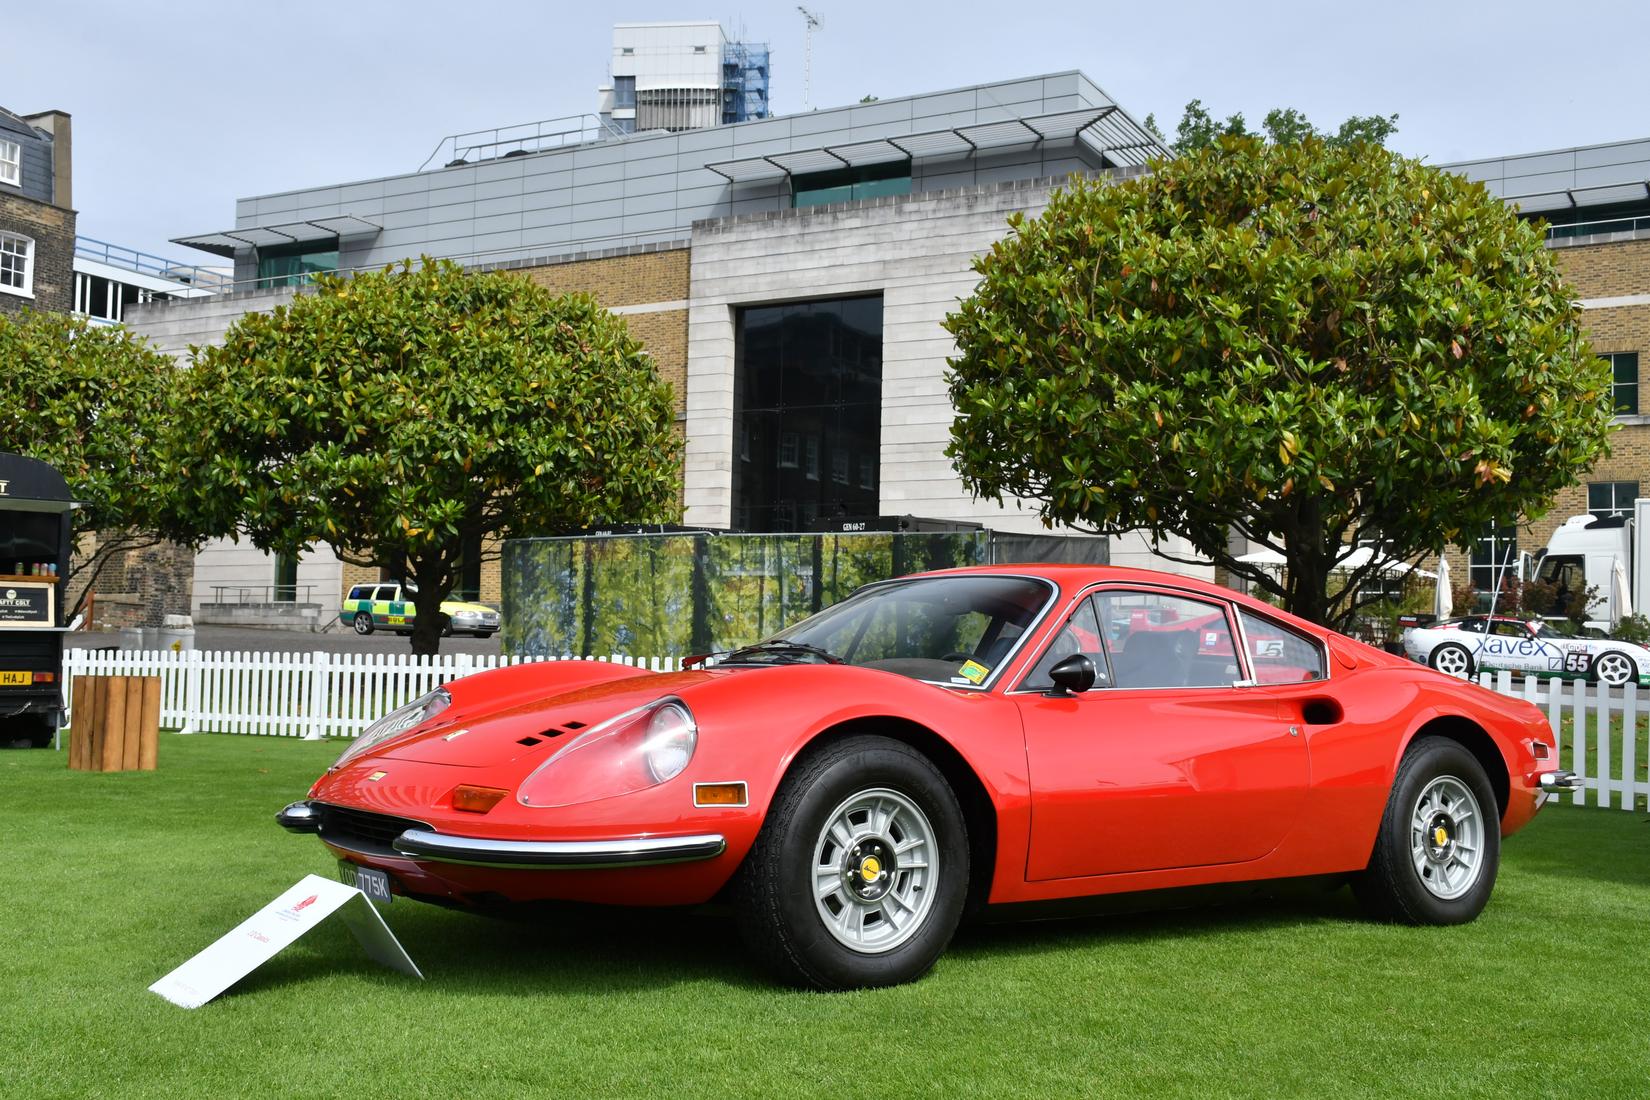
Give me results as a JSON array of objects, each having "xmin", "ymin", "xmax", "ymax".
[
  {"xmin": 0, "ymin": 232, "xmax": 33, "ymax": 296},
  {"xmin": 733, "ymin": 295, "xmax": 884, "ymax": 532},
  {"xmin": 612, "ymin": 76, "xmax": 636, "ymax": 109},
  {"xmin": 1588, "ymin": 481, "xmax": 1639, "ymax": 519},
  {"xmin": 0, "ymin": 139, "xmax": 19, "ymax": 187},
  {"xmin": 793, "ymin": 160, "xmax": 912, "ymax": 209},
  {"xmin": 256, "ymin": 240, "xmax": 338, "ymax": 288},
  {"xmin": 1603, "ymin": 352, "xmax": 1639, "ymax": 414},
  {"xmin": 1469, "ymin": 522, "xmax": 1518, "ymax": 611}
]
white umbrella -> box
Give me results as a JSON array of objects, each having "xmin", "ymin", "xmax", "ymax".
[
  {"xmin": 1434, "ymin": 555, "xmax": 1452, "ymax": 619},
  {"xmin": 1613, "ymin": 557, "xmax": 1632, "ymax": 620},
  {"xmin": 1336, "ymin": 546, "xmax": 1438, "ymax": 579},
  {"xmin": 1236, "ymin": 548, "xmax": 1288, "ymax": 565}
]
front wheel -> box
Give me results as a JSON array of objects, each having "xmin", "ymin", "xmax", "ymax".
[
  {"xmin": 734, "ymin": 735, "xmax": 969, "ymax": 990},
  {"xmin": 1353, "ymin": 736, "xmax": 1500, "ymax": 924},
  {"xmin": 352, "ymin": 612, "xmax": 374, "ymax": 636},
  {"xmin": 1591, "ymin": 650, "xmax": 1637, "ymax": 688},
  {"xmin": 1429, "ymin": 643, "xmax": 1474, "ymax": 679}
]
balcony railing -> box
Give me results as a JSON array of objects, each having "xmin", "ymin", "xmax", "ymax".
[
  {"xmin": 74, "ymin": 236, "xmax": 233, "ymax": 292},
  {"xmin": 418, "ymin": 113, "xmax": 629, "ymax": 172},
  {"xmin": 1545, "ymin": 215, "xmax": 1650, "ymax": 242}
]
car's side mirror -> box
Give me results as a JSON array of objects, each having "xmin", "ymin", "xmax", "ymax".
[{"xmin": 1045, "ymin": 653, "xmax": 1098, "ymax": 697}]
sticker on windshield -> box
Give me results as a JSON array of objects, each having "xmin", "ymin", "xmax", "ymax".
[{"xmin": 957, "ymin": 660, "xmax": 990, "ymax": 685}]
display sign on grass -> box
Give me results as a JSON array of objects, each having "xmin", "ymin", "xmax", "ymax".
[{"xmin": 149, "ymin": 873, "xmax": 423, "ymax": 1009}]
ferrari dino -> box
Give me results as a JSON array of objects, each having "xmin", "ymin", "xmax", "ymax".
[{"xmin": 278, "ymin": 565, "xmax": 1573, "ymax": 989}]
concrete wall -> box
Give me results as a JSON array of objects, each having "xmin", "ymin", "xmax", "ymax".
[{"xmin": 684, "ymin": 175, "xmax": 1205, "ymax": 576}]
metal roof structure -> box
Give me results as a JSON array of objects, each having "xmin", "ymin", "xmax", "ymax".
[
  {"xmin": 173, "ymin": 215, "xmax": 381, "ymax": 259},
  {"xmin": 704, "ymin": 106, "xmax": 1160, "ymax": 183}
]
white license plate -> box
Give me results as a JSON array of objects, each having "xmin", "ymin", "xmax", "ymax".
[{"xmin": 338, "ymin": 861, "xmax": 393, "ymax": 904}]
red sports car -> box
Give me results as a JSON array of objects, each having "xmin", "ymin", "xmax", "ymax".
[{"xmin": 278, "ymin": 565, "xmax": 1574, "ymax": 989}]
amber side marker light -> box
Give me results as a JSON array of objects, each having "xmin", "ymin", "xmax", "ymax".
[
  {"xmin": 452, "ymin": 785, "xmax": 510, "ymax": 813},
  {"xmin": 694, "ymin": 782, "xmax": 748, "ymax": 808}
]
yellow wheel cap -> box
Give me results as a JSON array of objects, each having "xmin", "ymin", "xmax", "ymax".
[
  {"xmin": 860, "ymin": 856, "xmax": 882, "ymax": 882},
  {"xmin": 1434, "ymin": 826, "xmax": 1448, "ymax": 847}
]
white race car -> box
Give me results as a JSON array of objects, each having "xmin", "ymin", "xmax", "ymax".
[{"xmin": 1401, "ymin": 614, "xmax": 1650, "ymax": 687}]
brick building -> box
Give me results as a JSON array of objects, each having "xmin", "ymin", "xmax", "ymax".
[
  {"xmin": 1438, "ymin": 139, "xmax": 1650, "ymax": 607},
  {"xmin": 0, "ymin": 107, "xmax": 74, "ymax": 317}
]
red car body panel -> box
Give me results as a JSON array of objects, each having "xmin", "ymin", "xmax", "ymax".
[{"xmin": 301, "ymin": 565, "xmax": 1553, "ymax": 911}]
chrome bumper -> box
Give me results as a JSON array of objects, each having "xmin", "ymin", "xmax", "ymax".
[
  {"xmin": 1539, "ymin": 770, "xmax": 1581, "ymax": 792},
  {"xmin": 391, "ymin": 829, "xmax": 727, "ymax": 869},
  {"xmin": 277, "ymin": 799, "xmax": 725, "ymax": 868},
  {"xmin": 276, "ymin": 801, "xmax": 321, "ymax": 833}
]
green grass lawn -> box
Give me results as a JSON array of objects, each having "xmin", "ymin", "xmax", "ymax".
[{"xmin": 3, "ymin": 735, "xmax": 1646, "ymax": 1099}]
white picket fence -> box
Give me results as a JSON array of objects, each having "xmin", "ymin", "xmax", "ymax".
[
  {"xmin": 54, "ymin": 650, "xmax": 1648, "ymax": 810},
  {"xmin": 60, "ymin": 648, "xmax": 683, "ymax": 741},
  {"xmin": 1474, "ymin": 670, "xmax": 1647, "ymax": 811}
]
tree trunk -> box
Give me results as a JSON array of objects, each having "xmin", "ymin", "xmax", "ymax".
[{"xmin": 408, "ymin": 562, "xmax": 449, "ymax": 656}]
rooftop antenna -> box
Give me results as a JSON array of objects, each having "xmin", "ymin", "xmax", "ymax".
[{"xmin": 797, "ymin": 5, "xmax": 822, "ymax": 111}]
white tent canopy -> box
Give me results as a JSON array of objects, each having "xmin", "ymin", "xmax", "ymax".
[{"xmin": 1234, "ymin": 546, "xmax": 1436, "ymax": 578}]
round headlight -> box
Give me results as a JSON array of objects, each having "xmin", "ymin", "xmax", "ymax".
[
  {"xmin": 332, "ymin": 688, "xmax": 450, "ymax": 769},
  {"xmin": 643, "ymin": 702, "xmax": 697, "ymax": 782}
]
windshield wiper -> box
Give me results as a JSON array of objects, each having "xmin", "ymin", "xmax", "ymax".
[{"xmin": 723, "ymin": 639, "xmax": 844, "ymax": 665}]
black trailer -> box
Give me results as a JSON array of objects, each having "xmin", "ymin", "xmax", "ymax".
[{"xmin": 0, "ymin": 453, "xmax": 73, "ymax": 747}]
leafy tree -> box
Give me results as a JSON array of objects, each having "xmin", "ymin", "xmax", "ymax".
[
  {"xmin": 944, "ymin": 137, "xmax": 1613, "ymax": 627},
  {"xmin": 169, "ymin": 259, "xmax": 683, "ymax": 653},
  {"xmin": 1149, "ymin": 99, "xmax": 1398, "ymax": 153},
  {"xmin": 0, "ymin": 311, "xmax": 183, "ymax": 621}
]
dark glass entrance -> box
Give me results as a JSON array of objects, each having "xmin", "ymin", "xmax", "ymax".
[{"xmin": 733, "ymin": 295, "xmax": 883, "ymax": 532}]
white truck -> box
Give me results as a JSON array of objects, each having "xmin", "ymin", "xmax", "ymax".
[{"xmin": 1531, "ymin": 498, "xmax": 1650, "ymax": 629}]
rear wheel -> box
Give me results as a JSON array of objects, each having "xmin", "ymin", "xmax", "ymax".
[
  {"xmin": 1428, "ymin": 643, "xmax": 1474, "ymax": 679},
  {"xmin": 734, "ymin": 735, "xmax": 968, "ymax": 990},
  {"xmin": 1354, "ymin": 736, "xmax": 1500, "ymax": 924},
  {"xmin": 1591, "ymin": 650, "xmax": 1637, "ymax": 688},
  {"xmin": 352, "ymin": 612, "xmax": 374, "ymax": 636}
]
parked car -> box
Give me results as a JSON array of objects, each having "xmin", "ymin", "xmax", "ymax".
[
  {"xmin": 1401, "ymin": 614, "xmax": 1650, "ymax": 687},
  {"xmin": 339, "ymin": 583, "xmax": 500, "ymax": 638},
  {"xmin": 283, "ymin": 565, "xmax": 1568, "ymax": 990}
]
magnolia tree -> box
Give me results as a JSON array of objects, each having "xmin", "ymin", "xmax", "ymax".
[
  {"xmin": 169, "ymin": 259, "xmax": 682, "ymax": 653},
  {"xmin": 945, "ymin": 137, "xmax": 1614, "ymax": 627},
  {"xmin": 0, "ymin": 311, "xmax": 184, "ymax": 620}
]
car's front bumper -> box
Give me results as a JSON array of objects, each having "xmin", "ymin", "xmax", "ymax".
[{"xmin": 276, "ymin": 800, "xmax": 725, "ymax": 870}]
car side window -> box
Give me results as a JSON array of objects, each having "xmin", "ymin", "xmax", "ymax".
[
  {"xmin": 1490, "ymin": 620, "xmax": 1526, "ymax": 637},
  {"xmin": 1236, "ymin": 608, "xmax": 1327, "ymax": 683},
  {"xmin": 372, "ymin": 585, "xmax": 396, "ymax": 602},
  {"xmin": 1459, "ymin": 619, "xmax": 1487, "ymax": 634},
  {"xmin": 1097, "ymin": 591, "xmax": 1241, "ymax": 689},
  {"xmin": 1024, "ymin": 596, "xmax": 1110, "ymax": 691},
  {"xmin": 347, "ymin": 585, "xmax": 370, "ymax": 601}
]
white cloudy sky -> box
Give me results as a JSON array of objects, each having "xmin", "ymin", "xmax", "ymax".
[{"xmin": 6, "ymin": 0, "xmax": 1648, "ymax": 261}]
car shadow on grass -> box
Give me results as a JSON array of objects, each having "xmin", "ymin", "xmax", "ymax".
[
  {"xmin": 222, "ymin": 900, "xmax": 767, "ymax": 1000},
  {"xmin": 948, "ymin": 879, "xmax": 1365, "ymax": 964}
]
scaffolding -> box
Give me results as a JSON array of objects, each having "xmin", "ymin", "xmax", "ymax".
[{"xmin": 721, "ymin": 41, "xmax": 771, "ymax": 125}]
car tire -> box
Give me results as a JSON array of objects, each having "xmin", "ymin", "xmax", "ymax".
[
  {"xmin": 1352, "ymin": 735, "xmax": 1500, "ymax": 925},
  {"xmin": 1590, "ymin": 650, "xmax": 1637, "ymax": 688},
  {"xmin": 352, "ymin": 612, "xmax": 374, "ymax": 636},
  {"xmin": 1428, "ymin": 643, "xmax": 1474, "ymax": 679},
  {"xmin": 733, "ymin": 734, "xmax": 969, "ymax": 990}
]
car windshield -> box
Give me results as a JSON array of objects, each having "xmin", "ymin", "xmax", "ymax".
[{"xmin": 723, "ymin": 574, "xmax": 1053, "ymax": 686}]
